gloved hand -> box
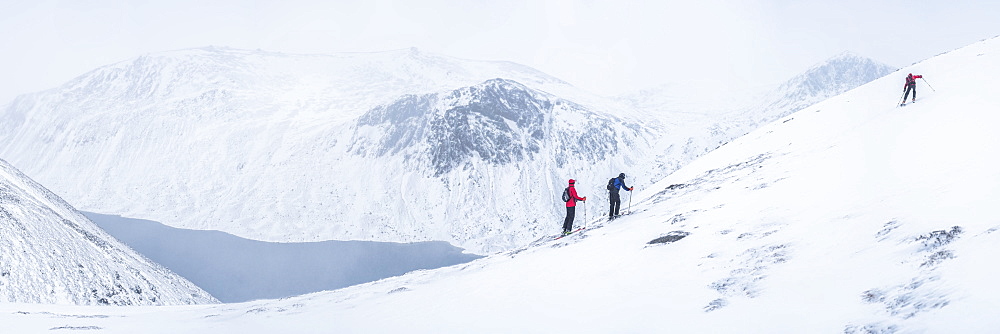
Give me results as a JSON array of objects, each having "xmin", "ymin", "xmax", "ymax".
[
  {"xmin": 629, "ymin": 187, "xmax": 634, "ymax": 191},
  {"xmin": 581, "ymin": 197, "xmax": 587, "ymax": 201}
]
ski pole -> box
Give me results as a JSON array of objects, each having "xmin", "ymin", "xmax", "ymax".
[
  {"xmin": 921, "ymin": 78, "xmax": 936, "ymax": 92},
  {"xmin": 897, "ymin": 90, "xmax": 906, "ymax": 106},
  {"xmin": 628, "ymin": 190, "xmax": 633, "ymax": 215}
]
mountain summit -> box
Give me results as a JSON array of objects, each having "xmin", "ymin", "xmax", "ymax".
[
  {"xmin": 352, "ymin": 78, "xmax": 634, "ymax": 175},
  {"xmin": 752, "ymin": 51, "xmax": 897, "ymax": 124}
]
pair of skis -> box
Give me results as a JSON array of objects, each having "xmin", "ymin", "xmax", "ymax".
[
  {"xmin": 554, "ymin": 227, "xmax": 586, "ymax": 240},
  {"xmin": 554, "ymin": 211, "xmax": 632, "ymax": 240}
]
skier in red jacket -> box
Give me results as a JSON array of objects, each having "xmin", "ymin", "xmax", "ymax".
[
  {"xmin": 902, "ymin": 73, "xmax": 923, "ymax": 105},
  {"xmin": 563, "ymin": 179, "xmax": 586, "ymax": 235}
]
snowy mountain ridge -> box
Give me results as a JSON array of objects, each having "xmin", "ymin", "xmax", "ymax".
[
  {"xmin": 0, "ymin": 159, "xmax": 217, "ymax": 306},
  {"xmin": 622, "ymin": 52, "xmax": 896, "ymax": 181},
  {"xmin": 351, "ymin": 78, "xmax": 639, "ymax": 174},
  {"xmin": 3, "ymin": 35, "xmax": 998, "ymax": 333},
  {"xmin": 0, "ymin": 47, "xmax": 656, "ymax": 254},
  {"xmin": 740, "ymin": 51, "xmax": 898, "ymax": 127},
  {"xmin": 0, "ymin": 47, "xmax": 888, "ymax": 254},
  {"xmin": 315, "ymin": 78, "xmax": 651, "ymax": 253}
]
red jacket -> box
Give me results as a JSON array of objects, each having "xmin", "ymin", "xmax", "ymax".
[
  {"xmin": 566, "ymin": 184, "xmax": 585, "ymax": 207},
  {"xmin": 905, "ymin": 74, "xmax": 923, "ymax": 87}
]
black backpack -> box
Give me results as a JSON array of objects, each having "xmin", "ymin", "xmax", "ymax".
[
  {"xmin": 562, "ymin": 187, "xmax": 571, "ymax": 202},
  {"xmin": 606, "ymin": 177, "xmax": 616, "ymax": 191}
]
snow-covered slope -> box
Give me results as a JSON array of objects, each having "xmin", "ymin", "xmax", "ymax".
[
  {"xmin": 0, "ymin": 47, "xmax": 891, "ymax": 254},
  {"xmin": 3, "ymin": 35, "xmax": 995, "ymax": 333},
  {"xmin": 727, "ymin": 51, "xmax": 897, "ymax": 133},
  {"xmin": 341, "ymin": 78, "xmax": 649, "ymax": 252},
  {"xmin": 0, "ymin": 159, "xmax": 217, "ymax": 305},
  {"xmin": 624, "ymin": 52, "xmax": 896, "ymax": 185},
  {"xmin": 0, "ymin": 47, "xmax": 654, "ymax": 254}
]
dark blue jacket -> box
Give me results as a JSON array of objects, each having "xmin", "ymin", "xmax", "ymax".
[{"xmin": 611, "ymin": 177, "xmax": 631, "ymax": 193}]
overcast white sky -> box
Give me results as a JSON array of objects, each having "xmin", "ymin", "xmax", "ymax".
[{"xmin": 2, "ymin": 0, "xmax": 999, "ymax": 103}]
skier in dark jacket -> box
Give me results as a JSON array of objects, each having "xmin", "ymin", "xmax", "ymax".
[
  {"xmin": 563, "ymin": 179, "xmax": 587, "ymax": 235},
  {"xmin": 902, "ymin": 73, "xmax": 923, "ymax": 105},
  {"xmin": 607, "ymin": 173, "xmax": 633, "ymax": 219}
]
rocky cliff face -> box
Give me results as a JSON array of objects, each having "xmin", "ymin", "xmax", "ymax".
[{"xmin": 352, "ymin": 78, "xmax": 638, "ymax": 176}]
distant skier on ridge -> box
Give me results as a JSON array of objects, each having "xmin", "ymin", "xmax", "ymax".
[
  {"xmin": 562, "ymin": 179, "xmax": 587, "ymax": 235},
  {"xmin": 606, "ymin": 173, "xmax": 633, "ymax": 220},
  {"xmin": 901, "ymin": 73, "xmax": 923, "ymax": 105}
]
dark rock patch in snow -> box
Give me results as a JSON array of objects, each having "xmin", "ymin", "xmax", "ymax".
[
  {"xmin": 861, "ymin": 276, "xmax": 950, "ymax": 319},
  {"xmin": 246, "ymin": 307, "xmax": 268, "ymax": 314},
  {"xmin": 861, "ymin": 226, "xmax": 962, "ymax": 321},
  {"xmin": 15, "ymin": 312, "xmax": 113, "ymax": 319},
  {"xmin": 702, "ymin": 153, "xmax": 773, "ymax": 179},
  {"xmin": 666, "ymin": 183, "xmax": 688, "ymax": 190},
  {"xmin": 875, "ymin": 221, "xmax": 900, "ymax": 241},
  {"xmin": 709, "ymin": 244, "xmax": 791, "ymax": 298},
  {"xmin": 0, "ymin": 184, "xmax": 22, "ymax": 203},
  {"xmin": 913, "ymin": 226, "xmax": 962, "ymax": 251},
  {"xmin": 650, "ymin": 184, "xmax": 690, "ymax": 205},
  {"xmin": 647, "ymin": 231, "xmax": 690, "ymax": 245},
  {"xmin": 49, "ymin": 326, "xmax": 103, "ymax": 331},
  {"xmin": 703, "ymin": 298, "xmax": 727, "ymax": 312},
  {"xmin": 843, "ymin": 323, "xmax": 899, "ymax": 334},
  {"xmin": 666, "ymin": 214, "xmax": 687, "ymax": 225},
  {"xmin": 920, "ymin": 250, "xmax": 955, "ymax": 268},
  {"xmin": 388, "ymin": 287, "xmax": 410, "ymax": 294}
]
